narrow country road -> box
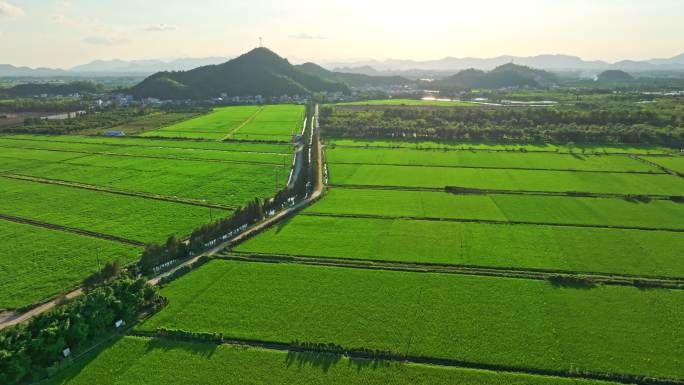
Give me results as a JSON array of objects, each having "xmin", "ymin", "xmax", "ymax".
[{"xmin": 0, "ymin": 104, "xmax": 325, "ymax": 331}]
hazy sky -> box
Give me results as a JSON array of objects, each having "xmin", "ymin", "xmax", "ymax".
[{"xmin": 1, "ymin": 0, "xmax": 683, "ymax": 68}]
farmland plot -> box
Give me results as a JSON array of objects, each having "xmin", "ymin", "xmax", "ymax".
[
  {"xmin": 234, "ymin": 215, "xmax": 684, "ymax": 277},
  {"xmin": 0, "ymin": 147, "xmax": 290, "ymax": 207},
  {"xmin": 325, "ymin": 147, "xmax": 659, "ymax": 172},
  {"xmin": 325, "ymin": 138, "xmax": 673, "ymax": 155},
  {"xmin": 231, "ymin": 104, "xmax": 305, "ymax": 141},
  {"xmin": 0, "ymin": 137, "xmax": 291, "ymax": 165},
  {"xmin": 139, "ymin": 260, "xmax": 684, "ymax": 380},
  {"xmin": 307, "ymin": 189, "xmax": 684, "ymax": 230},
  {"xmin": 0, "ymin": 134, "xmax": 295, "ymax": 154},
  {"xmin": 0, "ymin": 220, "xmax": 139, "ymax": 309},
  {"xmin": 643, "ymin": 155, "xmax": 684, "ymax": 174},
  {"xmin": 328, "ymin": 163, "xmax": 684, "ymax": 195},
  {"xmin": 45, "ymin": 336, "xmax": 625, "ymax": 385},
  {"xmin": 140, "ymin": 106, "xmax": 259, "ymax": 139},
  {"xmin": 0, "ymin": 176, "xmax": 227, "ymax": 244}
]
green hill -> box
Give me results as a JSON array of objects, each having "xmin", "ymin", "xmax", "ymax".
[
  {"xmin": 295, "ymin": 62, "xmax": 411, "ymax": 88},
  {"xmin": 437, "ymin": 63, "xmax": 559, "ymax": 90},
  {"xmin": 131, "ymin": 48, "xmax": 349, "ymax": 99},
  {"xmin": 597, "ymin": 70, "xmax": 634, "ymax": 82},
  {"xmin": 1, "ymin": 81, "xmax": 104, "ymax": 97}
]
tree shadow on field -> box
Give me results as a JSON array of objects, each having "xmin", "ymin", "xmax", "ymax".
[
  {"xmin": 144, "ymin": 336, "xmax": 218, "ymax": 358},
  {"xmin": 569, "ymin": 152, "xmax": 586, "ymax": 160},
  {"xmin": 274, "ymin": 215, "xmax": 295, "ymax": 234},
  {"xmin": 546, "ymin": 275, "xmax": 597, "ymax": 290},
  {"xmin": 285, "ymin": 350, "xmax": 343, "ymax": 373},
  {"xmin": 284, "ymin": 350, "xmax": 392, "ymax": 374}
]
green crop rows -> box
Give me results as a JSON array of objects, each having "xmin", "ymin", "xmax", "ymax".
[
  {"xmin": 139, "ymin": 260, "xmax": 684, "ymax": 380},
  {"xmin": 328, "ymin": 163, "xmax": 684, "ymax": 195},
  {"xmin": 235, "ymin": 215, "xmax": 684, "ymax": 277},
  {"xmin": 306, "ymin": 188, "xmax": 684, "ymax": 230},
  {"xmin": 0, "ymin": 134, "xmax": 295, "ymax": 153},
  {"xmin": 45, "ymin": 336, "xmax": 626, "ymax": 385},
  {"xmin": 644, "ymin": 155, "xmax": 684, "ymax": 174},
  {"xmin": 140, "ymin": 106, "xmax": 259, "ymax": 139},
  {"xmin": 0, "ymin": 176, "xmax": 228, "ymax": 244},
  {"xmin": 325, "ymin": 138, "xmax": 673, "ymax": 155},
  {"xmin": 0, "ymin": 134, "xmax": 292, "ymax": 310},
  {"xmin": 0, "ymin": 137, "xmax": 292, "ymax": 165},
  {"xmin": 0, "ymin": 146, "xmax": 290, "ymax": 207},
  {"xmin": 325, "ymin": 147, "xmax": 660, "ymax": 172},
  {"xmin": 231, "ymin": 104, "xmax": 305, "ymax": 141},
  {"xmin": 0, "ymin": 219, "xmax": 139, "ymax": 309}
]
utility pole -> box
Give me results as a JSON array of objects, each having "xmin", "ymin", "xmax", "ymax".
[
  {"xmin": 96, "ymin": 247, "xmax": 101, "ymax": 271},
  {"xmin": 275, "ymin": 167, "xmax": 279, "ymax": 192}
]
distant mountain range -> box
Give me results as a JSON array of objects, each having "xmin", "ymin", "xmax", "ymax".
[
  {"xmin": 0, "ymin": 58, "xmax": 230, "ymax": 77},
  {"xmin": 327, "ymin": 53, "xmax": 684, "ymax": 74},
  {"xmin": 3, "ymin": 53, "xmax": 684, "ymax": 78},
  {"xmin": 435, "ymin": 63, "xmax": 558, "ymax": 90},
  {"xmin": 294, "ymin": 62, "xmax": 411, "ymax": 87},
  {"xmin": 131, "ymin": 48, "xmax": 348, "ymax": 99}
]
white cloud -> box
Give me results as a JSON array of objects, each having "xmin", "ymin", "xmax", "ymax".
[
  {"xmin": 0, "ymin": 1, "xmax": 24, "ymax": 18},
  {"xmin": 144, "ymin": 24, "xmax": 177, "ymax": 32},
  {"xmin": 289, "ymin": 32, "xmax": 326, "ymax": 40},
  {"xmin": 82, "ymin": 36, "xmax": 129, "ymax": 46}
]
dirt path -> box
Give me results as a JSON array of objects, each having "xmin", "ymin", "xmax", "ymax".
[
  {"xmin": 0, "ymin": 104, "xmax": 325, "ymax": 330},
  {"xmin": 0, "ymin": 288, "xmax": 83, "ymax": 329},
  {"xmin": 221, "ymin": 106, "xmax": 264, "ymax": 141}
]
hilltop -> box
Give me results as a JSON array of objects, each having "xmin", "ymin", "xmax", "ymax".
[
  {"xmin": 294, "ymin": 62, "xmax": 411, "ymax": 88},
  {"xmin": 130, "ymin": 48, "xmax": 349, "ymax": 99},
  {"xmin": 435, "ymin": 63, "xmax": 559, "ymax": 89}
]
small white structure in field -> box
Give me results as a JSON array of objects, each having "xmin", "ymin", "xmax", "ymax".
[
  {"xmin": 115, "ymin": 319, "xmax": 126, "ymax": 328},
  {"xmin": 62, "ymin": 348, "xmax": 71, "ymax": 358}
]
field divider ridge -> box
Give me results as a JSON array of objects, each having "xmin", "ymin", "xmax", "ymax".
[
  {"xmin": 299, "ymin": 211, "xmax": 684, "ymax": 233},
  {"xmin": 0, "ymin": 173, "xmax": 235, "ymax": 210},
  {"xmin": 217, "ymin": 253, "xmax": 684, "ymax": 290},
  {"xmin": 327, "ymin": 184, "xmax": 684, "ymax": 201},
  {"xmin": 0, "ymin": 213, "xmax": 144, "ymax": 246},
  {"xmin": 129, "ymin": 330, "xmax": 684, "ymax": 385}
]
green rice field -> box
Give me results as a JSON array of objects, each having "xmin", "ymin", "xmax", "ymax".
[
  {"xmin": 0, "ymin": 146, "xmax": 290, "ymax": 207},
  {"xmin": 139, "ymin": 260, "xmax": 684, "ymax": 380},
  {"xmin": 234, "ymin": 215, "xmax": 684, "ymax": 277},
  {"xmin": 326, "ymin": 138, "xmax": 673, "ymax": 155},
  {"xmin": 328, "ymin": 163, "xmax": 684, "ymax": 195},
  {"xmin": 45, "ymin": 336, "xmax": 626, "ymax": 385},
  {"xmin": 0, "ymin": 134, "xmax": 295, "ymax": 154},
  {"xmin": 231, "ymin": 104, "xmax": 305, "ymax": 141},
  {"xmin": 0, "ymin": 137, "xmax": 291, "ymax": 165},
  {"xmin": 0, "ymin": 133, "xmax": 293, "ymax": 310},
  {"xmin": 325, "ymin": 147, "xmax": 660, "ymax": 172},
  {"xmin": 644, "ymin": 155, "xmax": 684, "ymax": 174},
  {"xmin": 0, "ymin": 176, "xmax": 227, "ymax": 244},
  {"xmin": 307, "ymin": 188, "xmax": 684, "ymax": 229},
  {"xmin": 138, "ymin": 104, "xmax": 304, "ymax": 141},
  {"xmin": 0, "ymin": 220, "xmax": 139, "ymax": 309},
  {"xmin": 140, "ymin": 106, "xmax": 259, "ymax": 139}
]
